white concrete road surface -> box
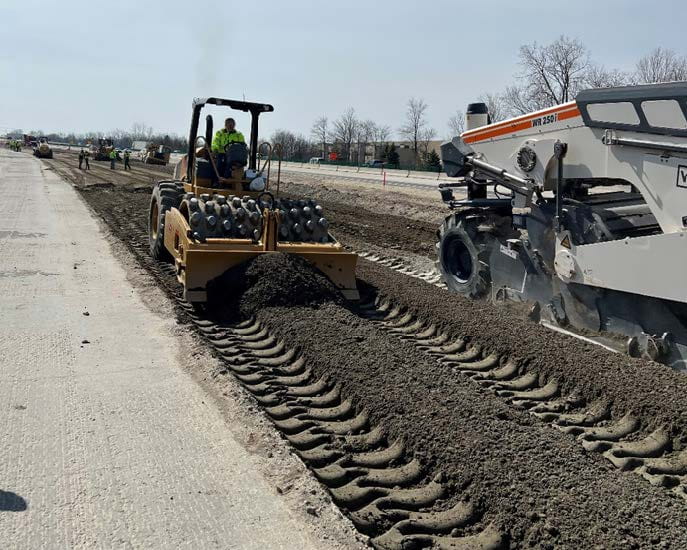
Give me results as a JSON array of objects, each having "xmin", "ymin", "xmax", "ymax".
[{"xmin": 0, "ymin": 149, "xmax": 354, "ymax": 549}]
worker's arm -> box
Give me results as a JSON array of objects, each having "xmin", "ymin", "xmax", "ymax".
[{"xmin": 234, "ymin": 131, "xmax": 246, "ymax": 144}]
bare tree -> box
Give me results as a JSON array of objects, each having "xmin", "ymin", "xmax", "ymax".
[
  {"xmin": 447, "ymin": 110, "xmax": 464, "ymax": 137},
  {"xmin": 504, "ymin": 36, "xmax": 590, "ymax": 115},
  {"xmin": 355, "ymin": 120, "xmax": 377, "ymax": 164},
  {"xmin": 331, "ymin": 108, "xmax": 358, "ymax": 161},
  {"xmin": 584, "ymin": 65, "xmax": 630, "ymax": 88},
  {"xmin": 271, "ymin": 129, "xmax": 297, "ymax": 159},
  {"xmin": 399, "ymin": 97, "xmax": 430, "ymax": 159},
  {"xmin": 635, "ymin": 47, "xmax": 687, "ymax": 84},
  {"xmin": 418, "ymin": 127, "xmax": 436, "ymax": 156},
  {"xmin": 373, "ymin": 124, "xmax": 392, "ymax": 144},
  {"xmin": 130, "ymin": 122, "xmax": 155, "ymax": 142},
  {"xmin": 271, "ymin": 129, "xmax": 317, "ymax": 161},
  {"xmin": 478, "ymin": 93, "xmax": 507, "ymax": 123},
  {"xmin": 310, "ymin": 116, "xmax": 328, "ymax": 159}
]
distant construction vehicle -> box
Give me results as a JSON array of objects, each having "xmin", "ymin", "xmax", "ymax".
[
  {"xmin": 438, "ymin": 81, "xmax": 687, "ymax": 369},
  {"xmin": 23, "ymin": 134, "xmax": 38, "ymax": 148},
  {"xmin": 147, "ymin": 97, "xmax": 358, "ymax": 305},
  {"xmin": 142, "ymin": 143, "xmax": 172, "ymax": 165},
  {"xmin": 33, "ymin": 137, "xmax": 53, "ymax": 159},
  {"xmin": 90, "ymin": 138, "xmax": 118, "ymax": 161}
]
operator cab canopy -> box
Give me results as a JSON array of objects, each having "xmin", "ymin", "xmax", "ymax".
[{"xmin": 189, "ymin": 97, "xmax": 274, "ymax": 175}]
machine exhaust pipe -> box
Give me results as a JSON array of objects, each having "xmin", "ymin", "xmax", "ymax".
[{"xmin": 466, "ymin": 102, "xmax": 490, "ymax": 131}]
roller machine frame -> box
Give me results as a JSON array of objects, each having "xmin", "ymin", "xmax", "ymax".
[{"xmin": 148, "ymin": 97, "xmax": 358, "ymax": 305}]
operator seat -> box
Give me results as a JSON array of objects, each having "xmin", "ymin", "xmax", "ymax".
[
  {"xmin": 225, "ymin": 142, "xmax": 248, "ymax": 174},
  {"xmin": 195, "ymin": 142, "xmax": 249, "ymax": 186}
]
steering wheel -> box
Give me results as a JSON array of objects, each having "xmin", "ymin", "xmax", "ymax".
[{"xmin": 256, "ymin": 191, "xmax": 275, "ymax": 212}]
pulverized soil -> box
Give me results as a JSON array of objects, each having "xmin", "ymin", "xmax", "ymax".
[
  {"xmin": 357, "ymin": 261, "xmax": 687, "ymax": 440},
  {"xmin": 200, "ymin": 255, "xmax": 687, "ymax": 548}
]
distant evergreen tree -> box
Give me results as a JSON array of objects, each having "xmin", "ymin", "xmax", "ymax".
[
  {"xmin": 386, "ymin": 144, "xmax": 399, "ymax": 167},
  {"xmin": 425, "ymin": 150, "xmax": 441, "ymax": 169}
]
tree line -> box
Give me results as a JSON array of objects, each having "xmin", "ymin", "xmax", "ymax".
[
  {"xmin": 271, "ymin": 100, "xmax": 436, "ymax": 168},
  {"xmin": 7, "ymin": 122, "xmax": 187, "ymax": 151},
  {"xmin": 448, "ymin": 41, "xmax": 687, "ymax": 133}
]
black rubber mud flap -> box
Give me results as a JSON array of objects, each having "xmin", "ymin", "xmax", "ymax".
[
  {"xmin": 437, "ymin": 213, "xmax": 492, "ymax": 298},
  {"xmin": 148, "ymin": 182, "xmax": 182, "ymax": 262}
]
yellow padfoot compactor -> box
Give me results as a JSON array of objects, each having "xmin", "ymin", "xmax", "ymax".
[{"xmin": 148, "ymin": 97, "xmax": 358, "ymax": 304}]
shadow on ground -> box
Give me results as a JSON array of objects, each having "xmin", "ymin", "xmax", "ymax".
[{"xmin": 0, "ymin": 490, "xmax": 27, "ymax": 512}]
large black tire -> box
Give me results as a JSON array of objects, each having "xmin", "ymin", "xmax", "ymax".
[
  {"xmin": 437, "ymin": 212, "xmax": 493, "ymax": 298},
  {"xmin": 148, "ymin": 182, "xmax": 183, "ymax": 261}
]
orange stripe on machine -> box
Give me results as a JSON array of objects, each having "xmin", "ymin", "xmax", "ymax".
[{"xmin": 463, "ymin": 105, "xmax": 581, "ymax": 144}]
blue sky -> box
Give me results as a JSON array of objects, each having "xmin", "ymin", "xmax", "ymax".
[{"xmin": 1, "ymin": 0, "xmax": 686, "ymax": 139}]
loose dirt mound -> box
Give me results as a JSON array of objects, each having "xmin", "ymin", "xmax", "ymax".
[{"xmin": 207, "ymin": 253, "xmax": 343, "ymax": 320}]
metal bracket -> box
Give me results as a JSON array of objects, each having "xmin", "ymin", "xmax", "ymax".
[{"xmin": 554, "ymin": 140, "xmax": 568, "ymax": 232}]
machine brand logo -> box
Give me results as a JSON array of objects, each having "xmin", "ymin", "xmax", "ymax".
[
  {"xmin": 499, "ymin": 244, "xmax": 518, "ymax": 260},
  {"xmin": 531, "ymin": 113, "xmax": 558, "ymax": 127},
  {"xmin": 677, "ymin": 165, "xmax": 687, "ymax": 188}
]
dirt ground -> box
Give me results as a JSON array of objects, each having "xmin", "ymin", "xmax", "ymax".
[
  {"xmin": 261, "ymin": 298, "xmax": 687, "ymax": 549},
  {"xmin": 39, "ymin": 150, "xmax": 687, "ymax": 548}
]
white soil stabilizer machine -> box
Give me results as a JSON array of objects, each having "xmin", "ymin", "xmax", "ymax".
[
  {"xmin": 438, "ymin": 82, "xmax": 687, "ymax": 370},
  {"xmin": 148, "ymin": 97, "xmax": 358, "ymax": 305}
]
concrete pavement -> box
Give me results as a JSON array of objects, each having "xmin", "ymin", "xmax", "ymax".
[{"xmin": 0, "ymin": 149, "xmax": 353, "ymax": 549}]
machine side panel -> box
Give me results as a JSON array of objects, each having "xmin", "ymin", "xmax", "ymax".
[{"xmin": 556, "ymin": 232, "xmax": 687, "ymax": 303}]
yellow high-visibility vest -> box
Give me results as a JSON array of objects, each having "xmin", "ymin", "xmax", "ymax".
[{"xmin": 211, "ymin": 129, "xmax": 245, "ymax": 153}]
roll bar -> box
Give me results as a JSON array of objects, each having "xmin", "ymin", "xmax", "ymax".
[{"xmin": 186, "ymin": 97, "xmax": 274, "ymax": 181}]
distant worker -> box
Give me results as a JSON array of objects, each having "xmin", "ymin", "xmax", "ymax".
[
  {"xmin": 212, "ymin": 117, "xmax": 245, "ymax": 178},
  {"xmin": 109, "ymin": 148, "xmax": 117, "ymax": 170},
  {"xmin": 123, "ymin": 150, "xmax": 131, "ymax": 171},
  {"xmin": 78, "ymin": 149, "xmax": 84, "ymax": 170},
  {"xmin": 83, "ymin": 149, "xmax": 90, "ymax": 170}
]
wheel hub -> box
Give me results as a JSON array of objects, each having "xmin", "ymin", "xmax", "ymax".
[{"xmin": 443, "ymin": 235, "xmax": 473, "ymax": 284}]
